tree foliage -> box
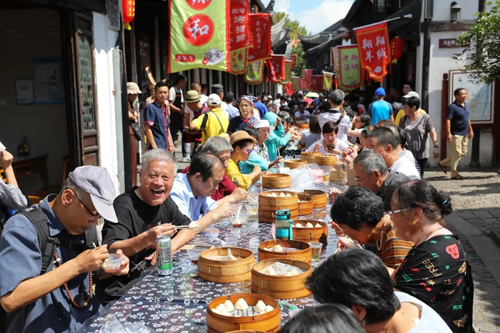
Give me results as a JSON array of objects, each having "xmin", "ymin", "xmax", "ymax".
[
  {"xmin": 452, "ymin": 1, "xmax": 500, "ymax": 83},
  {"xmin": 272, "ymin": 12, "xmax": 309, "ymax": 76}
]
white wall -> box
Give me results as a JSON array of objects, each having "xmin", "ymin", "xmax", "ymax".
[
  {"xmin": 433, "ymin": 0, "xmax": 479, "ymax": 21},
  {"xmin": 0, "ymin": 9, "xmax": 68, "ymax": 194},
  {"xmin": 93, "ymin": 13, "xmax": 124, "ymax": 193}
]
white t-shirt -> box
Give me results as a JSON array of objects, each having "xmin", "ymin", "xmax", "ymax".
[
  {"xmin": 307, "ymin": 139, "xmax": 348, "ymax": 160},
  {"xmin": 395, "ymin": 291, "xmax": 452, "ymax": 333},
  {"xmin": 168, "ymin": 87, "xmax": 184, "ymax": 103},
  {"xmin": 220, "ymin": 101, "xmax": 228, "ymax": 115},
  {"xmin": 295, "ymin": 110, "xmax": 310, "ymax": 120},
  {"xmin": 318, "ymin": 110, "xmax": 351, "ymax": 143},
  {"xmin": 389, "ymin": 156, "xmax": 421, "ymax": 180}
]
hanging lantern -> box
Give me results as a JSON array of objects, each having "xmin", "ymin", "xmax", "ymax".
[
  {"xmin": 122, "ymin": 0, "xmax": 135, "ymax": 30},
  {"xmin": 390, "ymin": 37, "xmax": 404, "ymax": 64}
]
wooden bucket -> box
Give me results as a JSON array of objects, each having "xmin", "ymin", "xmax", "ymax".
[
  {"xmin": 198, "ymin": 247, "xmax": 255, "ymax": 283},
  {"xmin": 314, "ymin": 155, "xmax": 338, "ymax": 165},
  {"xmin": 258, "ymin": 240, "xmax": 312, "ymax": 263},
  {"xmin": 251, "ymin": 259, "xmax": 312, "ymax": 299},
  {"xmin": 303, "ymin": 190, "xmax": 327, "ymax": 208},
  {"xmin": 258, "ymin": 209, "xmax": 298, "ymax": 223},
  {"xmin": 206, "ymin": 294, "xmax": 281, "ymax": 333},
  {"xmin": 262, "ymin": 174, "xmax": 291, "ymax": 189},
  {"xmin": 297, "ymin": 197, "xmax": 314, "ymax": 216},
  {"xmin": 284, "ymin": 159, "xmax": 307, "ymax": 169},
  {"xmin": 293, "ymin": 220, "xmax": 328, "ymax": 243},
  {"xmin": 300, "ymin": 151, "xmax": 322, "ymax": 163}
]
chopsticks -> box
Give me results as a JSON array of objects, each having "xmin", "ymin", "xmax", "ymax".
[{"xmin": 92, "ymin": 242, "xmax": 102, "ymax": 248}]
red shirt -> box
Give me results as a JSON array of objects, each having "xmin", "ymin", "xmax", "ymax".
[{"xmin": 182, "ymin": 166, "xmax": 236, "ymax": 200}]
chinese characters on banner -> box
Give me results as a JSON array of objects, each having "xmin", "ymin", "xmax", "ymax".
[
  {"xmin": 245, "ymin": 60, "xmax": 265, "ymax": 84},
  {"xmin": 311, "ymin": 75, "xmax": 323, "ymax": 91},
  {"xmin": 299, "ymin": 78, "xmax": 309, "ymax": 90},
  {"xmin": 230, "ymin": 48, "xmax": 248, "ymax": 74},
  {"xmin": 291, "ymin": 54, "xmax": 297, "ymax": 67},
  {"xmin": 334, "ymin": 45, "xmax": 364, "ymax": 91},
  {"xmin": 303, "ymin": 69, "xmax": 313, "ymax": 90},
  {"xmin": 353, "ymin": 22, "xmax": 391, "ymax": 82},
  {"xmin": 280, "ymin": 60, "xmax": 292, "ymax": 84},
  {"xmin": 248, "ymin": 13, "xmax": 272, "ymax": 62},
  {"xmin": 268, "ymin": 55, "xmax": 285, "ymax": 83},
  {"xmin": 285, "ymin": 82, "xmax": 294, "ymax": 95},
  {"xmin": 229, "ymin": 0, "xmax": 251, "ymax": 51},
  {"xmin": 323, "ymin": 72, "xmax": 333, "ymax": 91},
  {"xmin": 169, "ymin": 0, "xmax": 230, "ymax": 73}
]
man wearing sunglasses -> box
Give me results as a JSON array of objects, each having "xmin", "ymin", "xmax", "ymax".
[{"xmin": 0, "ymin": 166, "xmax": 129, "ymax": 333}]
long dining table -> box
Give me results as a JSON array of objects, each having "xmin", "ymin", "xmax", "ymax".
[{"xmin": 79, "ymin": 178, "xmax": 346, "ymax": 333}]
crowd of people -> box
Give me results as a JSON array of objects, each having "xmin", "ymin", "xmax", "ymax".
[{"xmin": 0, "ymin": 77, "xmax": 476, "ymax": 333}]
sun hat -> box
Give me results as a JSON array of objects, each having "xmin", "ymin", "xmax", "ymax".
[
  {"xmin": 207, "ymin": 93, "xmax": 222, "ymax": 106},
  {"xmin": 68, "ymin": 166, "xmax": 118, "ymax": 222},
  {"xmin": 230, "ymin": 131, "xmax": 257, "ymax": 146},
  {"xmin": 402, "ymin": 91, "xmax": 420, "ymax": 99},
  {"xmin": 375, "ymin": 87, "xmax": 386, "ymax": 96},
  {"xmin": 254, "ymin": 119, "xmax": 275, "ymax": 131},
  {"xmin": 185, "ymin": 90, "xmax": 201, "ymax": 103},
  {"xmin": 127, "ymin": 82, "xmax": 142, "ymax": 95}
]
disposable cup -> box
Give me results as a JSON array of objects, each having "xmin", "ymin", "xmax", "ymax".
[
  {"xmin": 102, "ymin": 253, "xmax": 123, "ymax": 272},
  {"xmin": 309, "ymin": 242, "xmax": 323, "ymax": 261}
]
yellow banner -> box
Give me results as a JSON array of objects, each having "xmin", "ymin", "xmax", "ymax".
[
  {"xmin": 229, "ymin": 48, "xmax": 248, "ymax": 74},
  {"xmin": 280, "ymin": 60, "xmax": 292, "ymax": 85},
  {"xmin": 291, "ymin": 77, "xmax": 300, "ymax": 91},
  {"xmin": 245, "ymin": 60, "xmax": 265, "ymax": 84},
  {"xmin": 323, "ymin": 72, "xmax": 333, "ymax": 91}
]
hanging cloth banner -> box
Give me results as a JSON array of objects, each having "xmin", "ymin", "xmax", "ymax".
[
  {"xmin": 303, "ymin": 69, "xmax": 313, "ymax": 90},
  {"xmin": 323, "ymin": 71, "xmax": 333, "ymax": 91},
  {"xmin": 280, "ymin": 60, "xmax": 292, "ymax": 85},
  {"xmin": 311, "ymin": 75, "xmax": 323, "ymax": 92},
  {"xmin": 245, "ymin": 59, "xmax": 265, "ymax": 84},
  {"xmin": 229, "ymin": 0, "xmax": 252, "ymax": 51},
  {"xmin": 229, "ymin": 48, "xmax": 248, "ymax": 74},
  {"xmin": 353, "ymin": 21, "xmax": 391, "ymax": 82},
  {"xmin": 335, "ymin": 45, "xmax": 364, "ymax": 91},
  {"xmin": 268, "ymin": 55, "xmax": 285, "ymax": 83},
  {"xmin": 299, "ymin": 79, "xmax": 309, "ymax": 90},
  {"xmin": 248, "ymin": 13, "xmax": 272, "ymax": 62},
  {"xmin": 168, "ymin": 0, "xmax": 229, "ymax": 73},
  {"xmin": 291, "ymin": 54, "xmax": 297, "ymax": 67},
  {"xmin": 291, "ymin": 77, "xmax": 300, "ymax": 91},
  {"xmin": 285, "ymin": 82, "xmax": 294, "ymax": 95}
]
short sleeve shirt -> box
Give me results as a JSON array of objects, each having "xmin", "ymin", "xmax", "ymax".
[
  {"xmin": 182, "ymin": 166, "xmax": 236, "ymax": 201},
  {"xmin": 318, "ymin": 110, "xmax": 351, "ymax": 143},
  {"xmin": 306, "ymin": 139, "xmax": 348, "ymax": 160},
  {"xmin": 170, "ymin": 174, "xmax": 217, "ymax": 221},
  {"xmin": 447, "ymin": 101, "xmax": 470, "ymax": 136},
  {"xmin": 144, "ymin": 101, "xmax": 170, "ymax": 149},
  {"xmin": 389, "ymin": 156, "xmax": 421, "ymax": 180},
  {"xmin": 400, "ymin": 113, "xmax": 435, "ymax": 159},
  {"xmin": 226, "ymin": 159, "xmax": 253, "ymax": 190},
  {"xmin": 299, "ymin": 132, "xmax": 322, "ymax": 149},
  {"xmin": 370, "ymin": 100, "xmax": 393, "ymax": 126}
]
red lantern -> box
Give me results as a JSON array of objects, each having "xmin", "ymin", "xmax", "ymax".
[
  {"xmin": 390, "ymin": 37, "xmax": 404, "ymax": 64},
  {"xmin": 122, "ymin": 0, "xmax": 135, "ymax": 30}
]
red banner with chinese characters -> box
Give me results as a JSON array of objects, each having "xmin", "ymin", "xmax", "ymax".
[
  {"xmin": 229, "ymin": 0, "xmax": 252, "ymax": 51},
  {"xmin": 268, "ymin": 55, "xmax": 285, "ymax": 83},
  {"xmin": 291, "ymin": 54, "xmax": 297, "ymax": 67},
  {"xmin": 299, "ymin": 79, "xmax": 309, "ymax": 90},
  {"xmin": 285, "ymin": 82, "xmax": 293, "ymax": 95},
  {"xmin": 354, "ymin": 22, "xmax": 391, "ymax": 82},
  {"xmin": 248, "ymin": 13, "xmax": 272, "ymax": 62},
  {"xmin": 311, "ymin": 75, "xmax": 323, "ymax": 91}
]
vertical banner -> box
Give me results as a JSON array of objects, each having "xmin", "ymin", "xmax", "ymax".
[
  {"xmin": 299, "ymin": 79, "xmax": 309, "ymax": 90},
  {"xmin": 229, "ymin": 0, "xmax": 252, "ymax": 51},
  {"xmin": 169, "ymin": 0, "xmax": 230, "ymax": 73},
  {"xmin": 332, "ymin": 47, "xmax": 339, "ymax": 73},
  {"xmin": 248, "ymin": 13, "xmax": 272, "ymax": 62},
  {"xmin": 280, "ymin": 60, "xmax": 292, "ymax": 84},
  {"xmin": 336, "ymin": 45, "xmax": 364, "ymax": 91},
  {"xmin": 311, "ymin": 75, "xmax": 323, "ymax": 91},
  {"xmin": 229, "ymin": 48, "xmax": 248, "ymax": 74},
  {"xmin": 268, "ymin": 55, "xmax": 285, "ymax": 83},
  {"xmin": 245, "ymin": 60, "xmax": 265, "ymax": 84},
  {"xmin": 291, "ymin": 77, "xmax": 300, "ymax": 91},
  {"xmin": 354, "ymin": 22, "xmax": 391, "ymax": 82},
  {"xmin": 285, "ymin": 82, "xmax": 294, "ymax": 95},
  {"xmin": 323, "ymin": 71, "xmax": 333, "ymax": 91},
  {"xmin": 291, "ymin": 54, "xmax": 297, "ymax": 67}
]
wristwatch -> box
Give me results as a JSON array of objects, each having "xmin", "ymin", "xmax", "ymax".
[{"xmin": 434, "ymin": 144, "xmax": 440, "ymax": 148}]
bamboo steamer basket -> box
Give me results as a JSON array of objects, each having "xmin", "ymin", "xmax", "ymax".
[
  {"xmin": 300, "ymin": 151, "xmax": 322, "ymax": 163},
  {"xmin": 314, "ymin": 155, "xmax": 338, "ymax": 165},
  {"xmin": 258, "ymin": 191, "xmax": 298, "ymax": 216},
  {"xmin": 206, "ymin": 293, "xmax": 281, "ymax": 333},
  {"xmin": 198, "ymin": 247, "xmax": 255, "ymax": 283},
  {"xmin": 297, "ymin": 197, "xmax": 314, "ymax": 216},
  {"xmin": 296, "ymin": 121, "xmax": 309, "ymax": 129},
  {"xmin": 258, "ymin": 208, "xmax": 298, "ymax": 223},
  {"xmin": 251, "ymin": 259, "xmax": 312, "ymax": 299},
  {"xmin": 330, "ymin": 169, "xmax": 347, "ymax": 182},
  {"xmin": 258, "ymin": 240, "xmax": 312, "ymax": 263},
  {"xmin": 292, "ymin": 220, "xmax": 328, "ymax": 243},
  {"xmin": 283, "ymin": 159, "xmax": 307, "ymax": 169},
  {"xmin": 262, "ymin": 174, "xmax": 291, "ymax": 189},
  {"xmin": 301, "ymin": 190, "xmax": 328, "ymax": 208}
]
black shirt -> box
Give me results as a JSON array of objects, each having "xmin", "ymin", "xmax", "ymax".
[
  {"xmin": 97, "ymin": 187, "xmax": 190, "ymax": 303},
  {"xmin": 447, "ymin": 100, "xmax": 470, "ymax": 136},
  {"xmin": 377, "ymin": 171, "xmax": 410, "ymax": 211},
  {"xmin": 227, "ymin": 116, "xmax": 255, "ymax": 134}
]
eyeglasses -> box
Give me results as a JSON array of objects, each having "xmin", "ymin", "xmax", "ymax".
[
  {"xmin": 247, "ymin": 149, "xmax": 253, "ymax": 155},
  {"xmin": 72, "ymin": 190, "xmax": 101, "ymax": 221},
  {"xmin": 387, "ymin": 208, "xmax": 411, "ymax": 216}
]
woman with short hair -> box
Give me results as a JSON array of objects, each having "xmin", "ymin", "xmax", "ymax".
[{"xmin": 225, "ymin": 131, "xmax": 261, "ymax": 189}]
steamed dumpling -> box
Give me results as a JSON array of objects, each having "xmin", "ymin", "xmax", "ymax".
[
  {"xmin": 285, "ymin": 271, "xmax": 293, "ymax": 276},
  {"xmin": 294, "ymin": 224, "xmax": 304, "ymax": 228},
  {"xmin": 273, "ymin": 244, "xmax": 283, "ymax": 252},
  {"xmin": 290, "ymin": 268, "xmax": 300, "ymax": 275},
  {"xmin": 265, "ymin": 305, "xmax": 274, "ymax": 313},
  {"xmin": 279, "ymin": 192, "xmax": 286, "ymax": 197},
  {"xmin": 271, "ymin": 193, "xmax": 278, "ymax": 197},
  {"xmin": 216, "ymin": 304, "xmax": 230, "ymax": 316},
  {"xmin": 224, "ymin": 300, "xmax": 234, "ymax": 312},
  {"xmin": 264, "ymin": 266, "xmax": 276, "ymax": 276},
  {"xmin": 255, "ymin": 300, "xmax": 267, "ymax": 313},
  {"xmin": 286, "ymin": 193, "xmax": 292, "ymax": 197},
  {"xmin": 314, "ymin": 223, "xmax": 322, "ymax": 228},
  {"xmin": 305, "ymin": 222, "xmax": 314, "ymax": 228},
  {"xmin": 234, "ymin": 298, "xmax": 249, "ymax": 311}
]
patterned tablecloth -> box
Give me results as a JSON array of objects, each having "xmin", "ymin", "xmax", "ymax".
[{"xmin": 79, "ymin": 181, "xmax": 346, "ymax": 333}]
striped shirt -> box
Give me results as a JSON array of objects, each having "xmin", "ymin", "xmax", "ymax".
[{"xmin": 377, "ymin": 222, "xmax": 414, "ymax": 269}]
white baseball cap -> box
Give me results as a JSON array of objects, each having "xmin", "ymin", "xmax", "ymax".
[
  {"xmin": 254, "ymin": 119, "xmax": 275, "ymax": 131},
  {"xmin": 207, "ymin": 93, "xmax": 221, "ymax": 106},
  {"xmin": 403, "ymin": 91, "xmax": 420, "ymax": 99}
]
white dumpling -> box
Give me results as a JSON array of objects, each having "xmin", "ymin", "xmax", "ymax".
[
  {"xmin": 212, "ymin": 308, "xmax": 221, "ymax": 315},
  {"xmin": 224, "ymin": 300, "xmax": 234, "ymax": 312},
  {"xmin": 273, "ymin": 244, "xmax": 283, "ymax": 252},
  {"xmin": 266, "ymin": 266, "xmax": 276, "ymax": 276},
  {"xmin": 294, "ymin": 224, "xmax": 304, "ymax": 228},
  {"xmin": 279, "ymin": 192, "xmax": 286, "ymax": 197},
  {"xmin": 271, "ymin": 193, "xmax": 278, "ymax": 197},
  {"xmin": 265, "ymin": 305, "xmax": 274, "ymax": 313},
  {"xmin": 234, "ymin": 298, "xmax": 249, "ymax": 311},
  {"xmin": 314, "ymin": 223, "xmax": 322, "ymax": 228},
  {"xmin": 290, "ymin": 268, "xmax": 300, "ymax": 275},
  {"xmin": 255, "ymin": 300, "xmax": 267, "ymax": 313},
  {"xmin": 305, "ymin": 222, "xmax": 314, "ymax": 228},
  {"xmin": 285, "ymin": 271, "xmax": 293, "ymax": 276},
  {"xmin": 286, "ymin": 193, "xmax": 292, "ymax": 197},
  {"xmin": 216, "ymin": 304, "xmax": 230, "ymax": 316}
]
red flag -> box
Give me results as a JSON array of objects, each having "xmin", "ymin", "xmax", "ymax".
[
  {"xmin": 312, "ymin": 75, "xmax": 323, "ymax": 91},
  {"xmin": 303, "ymin": 69, "xmax": 313, "ymax": 90},
  {"xmin": 291, "ymin": 54, "xmax": 297, "ymax": 67},
  {"xmin": 229, "ymin": 0, "xmax": 252, "ymax": 51},
  {"xmin": 299, "ymin": 79, "xmax": 308, "ymax": 90},
  {"xmin": 285, "ymin": 82, "xmax": 293, "ymax": 95},
  {"xmin": 268, "ymin": 55, "xmax": 285, "ymax": 83},
  {"xmin": 354, "ymin": 22, "xmax": 391, "ymax": 82},
  {"xmin": 248, "ymin": 13, "xmax": 272, "ymax": 62}
]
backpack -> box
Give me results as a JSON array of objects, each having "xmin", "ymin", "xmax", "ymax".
[{"xmin": 0, "ymin": 207, "xmax": 98, "ymax": 332}]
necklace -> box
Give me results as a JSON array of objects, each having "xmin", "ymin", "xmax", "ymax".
[
  {"xmin": 376, "ymin": 215, "xmax": 390, "ymax": 251},
  {"xmin": 53, "ymin": 252, "xmax": 93, "ymax": 308},
  {"xmin": 425, "ymin": 227, "xmax": 443, "ymax": 240}
]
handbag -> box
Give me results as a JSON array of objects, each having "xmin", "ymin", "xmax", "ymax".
[{"xmin": 130, "ymin": 121, "xmax": 143, "ymax": 141}]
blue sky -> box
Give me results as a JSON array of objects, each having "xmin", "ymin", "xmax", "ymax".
[{"xmin": 262, "ymin": 0, "xmax": 354, "ymax": 35}]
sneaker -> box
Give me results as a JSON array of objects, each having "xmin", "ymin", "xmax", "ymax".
[{"xmin": 182, "ymin": 157, "xmax": 191, "ymax": 162}]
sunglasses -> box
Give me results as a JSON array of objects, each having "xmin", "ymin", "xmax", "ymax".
[
  {"xmin": 387, "ymin": 208, "xmax": 411, "ymax": 216},
  {"xmin": 73, "ymin": 190, "xmax": 101, "ymax": 221},
  {"xmin": 247, "ymin": 149, "xmax": 253, "ymax": 155}
]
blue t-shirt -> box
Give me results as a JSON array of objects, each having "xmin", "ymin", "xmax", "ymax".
[
  {"xmin": 144, "ymin": 101, "xmax": 169, "ymax": 149},
  {"xmin": 447, "ymin": 101, "xmax": 470, "ymax": 136},
  {"xmin": 370, "ymin": 100, "xmax": 393, "ymax": 126}
]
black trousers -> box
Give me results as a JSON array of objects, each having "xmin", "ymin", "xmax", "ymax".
[
  {"xmin": 416, "ymin": 158, "xmax": 428, "ymax": 177},
  {"xmin": 170, "ymin": 112, "xmax": 187, "ymax": 157}
]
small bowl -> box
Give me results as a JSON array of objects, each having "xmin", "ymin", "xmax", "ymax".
[
  {"xmin": 187, "ymin": 247, "xmax": 206, "ymax": 263},
  {"xmin": 102, "ymin": 253, "xmax": 123, "ymax": 272}
]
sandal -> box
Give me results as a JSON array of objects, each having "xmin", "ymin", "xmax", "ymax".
[
  {"xmin": 437, "ymin": 162, "xmax": 447, "ymax": 174},
  {"xmin": 451, "ymin": 174, "xmax": 465, "ymax": 180}
]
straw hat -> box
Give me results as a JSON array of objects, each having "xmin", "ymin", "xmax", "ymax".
[
  {"xmin": 127, "ymin": 82, "xmax": 142, "ymax": 95},
  {"xmin": 230, "ymin": 131, "xmax": 257, "ymax": 146},
  {"xmin": 185, "ymin": 90, "xmax": 201, "ymax": 103}
]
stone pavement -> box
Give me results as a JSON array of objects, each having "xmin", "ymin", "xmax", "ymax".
[{"xmin": 424, "ymin": 169, "xmax": 500, "ymax": 332}]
